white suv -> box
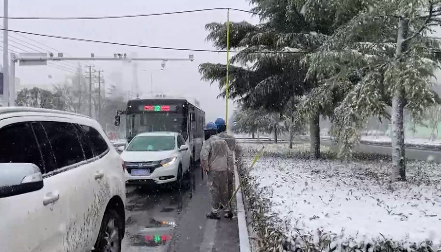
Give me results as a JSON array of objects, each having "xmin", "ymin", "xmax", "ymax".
[{"xmin": 0, "ymin": 107, "xmax": 126, "ymax": 252}]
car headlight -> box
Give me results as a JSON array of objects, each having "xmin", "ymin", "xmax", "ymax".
[{"xmin": 160, "ymin": 157, "xmax": 177, "ymax": 167}]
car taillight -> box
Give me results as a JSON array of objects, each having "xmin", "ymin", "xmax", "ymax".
[{"xmin": 121, "ymin": 158, "xmax": 126, "ymax": 172}]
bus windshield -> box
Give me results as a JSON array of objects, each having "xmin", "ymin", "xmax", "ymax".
[{"xmin": 127, "ymin": 113, "xmax": 184, "ymax": 138}]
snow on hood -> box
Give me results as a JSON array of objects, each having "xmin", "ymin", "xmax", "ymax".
[{"xmin": 121, "ymin": 150, "xmax": 178, "ymax": 162}]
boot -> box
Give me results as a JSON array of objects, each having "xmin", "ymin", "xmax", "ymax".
[
  {"xmin": 224, "ymin": 211, "xmax": 233, "ymax": 219},
  {"xmin": 206, "ymin": 211, "xmax": 221, "ymax": 220}
]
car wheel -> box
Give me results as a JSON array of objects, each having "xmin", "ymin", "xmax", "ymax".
[
  {"xmin": 174, "ymin": 165, "xmax": 183, "ymax": 190},
  {"xmin": 93, "ymin": 209, "xmax": 123, "ymax": 252}
]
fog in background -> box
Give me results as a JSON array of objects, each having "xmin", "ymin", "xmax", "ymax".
[{"xmin": 4, "ymin": 0, "xmax": 259, "ymax": 122}]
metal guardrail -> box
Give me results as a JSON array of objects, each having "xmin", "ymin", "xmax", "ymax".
[
  {"xmin": 236, "ymin": 137, "xmax": 288, "ymax": 143},
  {"xmin": 295, "ymin": 135, "xmax": 441, "ymax": 151}
]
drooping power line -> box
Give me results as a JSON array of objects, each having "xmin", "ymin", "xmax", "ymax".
[
  {"xmin": 0, "ymin": 28, "xmax": 309, "ymax": 54},
  {"xmin": 0, "ymin": 8, "xmax": 257, "ymax": 20},
  {"xmin": 0, "ymin": 25, "xmax": 85, "ymax": 69},
  {"xmin": 0, "ymin": 38, "xmax": 79, "ymax": 72},
  {"xmin": 0, "ymin": 44, "xmax": 76, "ymax": 73},
  {"xmin": 5, "ymin": 35, "xmax": 80, "ymax": 69},
  {"xmin": 0, "ymin": 28, "xmax": 231, "ymax": 52}
]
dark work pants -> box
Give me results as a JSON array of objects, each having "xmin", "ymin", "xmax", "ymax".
[{"xmin": 208, "ymin": 170, "xmax": 228, "ymax": 213}]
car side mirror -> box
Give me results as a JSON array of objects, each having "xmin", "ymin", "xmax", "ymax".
[
  {"xmin": 0, "ymin": 163, "xmax": 44, "ymax": 198},
  {"xmin": 117, "ymin": 145, "xmax": 125, "ymax": 152},
  {"xmin": 114, "ymin": 115, "xmax": 121, "ymax": 126},
  {"xmin": 179, "ymin": 145, "xmax": 189, "ymax": 151}
]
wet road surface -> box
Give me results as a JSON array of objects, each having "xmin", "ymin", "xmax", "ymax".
[
  {"xmin": 282, "ymin": 136, "xmax": 441, "ymax": 162},
  {"xmin": 319, "ymin": 140, "xmax": 441, "ymax": 162},
  {"xmin": 121, "ymin": 165, "xmax": 240, "ymax": 252}
]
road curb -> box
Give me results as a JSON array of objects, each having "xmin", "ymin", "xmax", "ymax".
[{"xmin": 234, "ymin": 153, "xmax": 251, "ymax": 252}]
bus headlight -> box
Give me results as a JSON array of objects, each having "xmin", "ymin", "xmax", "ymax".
[{"xmin": 160, "ymin": 157, "xmax": 177, "ymax": 167}]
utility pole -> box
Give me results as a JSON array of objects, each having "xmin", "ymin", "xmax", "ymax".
[
  {"xmin": 102, "ymin": 78, "xmax": 106, "ymax": 99},
  {"xmin": 85, "ymin": 65, "xmax": 94, "ymax": 117},
  {"xmin": 97, "ymin": 70, "xmax": 104, "ymax": 121},
  {"xmin": 2, "ymin": 0, "xmax": 9, "ymax": 107},
  {"xmin": 77, "ymin": 64, "xmax": 83, "ymax": 113}
]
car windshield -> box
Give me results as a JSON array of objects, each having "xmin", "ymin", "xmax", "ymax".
[{"xmin": 126, "ymin": 135, "xmax": 175, "ymax": 151}]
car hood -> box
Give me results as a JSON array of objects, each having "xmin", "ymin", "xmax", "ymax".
[{"xmin": 121, "ymin": 150, "xmax": 178, "ymax": 162}]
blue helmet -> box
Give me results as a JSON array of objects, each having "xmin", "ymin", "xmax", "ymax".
[
  {"xmin": 214, "ymin": 118, "xmax": 226, "ymax": 126},
  {"xmin": 205, "ymin": 122, "xmax": 217, "ymax": 130},
  {"xmin": 215, "ymin": 118, "xmax": 227, "ymax": 133}
]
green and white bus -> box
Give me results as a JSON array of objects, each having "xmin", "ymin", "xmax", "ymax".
[{"xmin": 115, "ymin": 95, "xmax": 205, "ymax": 164}]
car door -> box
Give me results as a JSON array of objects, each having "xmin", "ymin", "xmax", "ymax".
[
  {"xmin": 178, "ymin": 135, "xmax": 191, "ymax": 172},
  {"xmin": 0, "ymin": 120, "xmax": 67, "ymax": 252},
  {"xmin": 32, "ymin": 120, "xmax": 99, "ymax": 252},
  {"xmin": 35, "ymin": 121, "xmax": 110, "ymax": 251},
  {"xmin": 74, "ymin": 123, "xmax": 117, "ymax": 249}
]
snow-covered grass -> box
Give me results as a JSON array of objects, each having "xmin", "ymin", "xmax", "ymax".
[{"xmin": 238, "ymin": 142, "xmax": 441, "ymax": 251}]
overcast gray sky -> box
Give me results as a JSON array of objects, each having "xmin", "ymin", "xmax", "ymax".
[{"xmin": 4, "ymin": 0, "xmax": 259, "ymax": 122}]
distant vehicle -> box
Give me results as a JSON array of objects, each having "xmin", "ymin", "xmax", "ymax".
[
  {"xmin": 0, "ymin": 107, "xmax": 126, "ymax": 252},
  {"xmin": 115, "ymin": 95, "xmax": 205, "ymax": 165},
  {"xmin": 120, "ymin": 131, "xmax": 191, "ymax": 186}
]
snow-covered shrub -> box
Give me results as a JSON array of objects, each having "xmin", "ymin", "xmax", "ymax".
[
  {"xmin": 236, "ymin": 147, "xmax": 287, "ymax": 252},
  {"xmin": 237, "ymin": 143, "xmax": 441, "ymax": 252}
]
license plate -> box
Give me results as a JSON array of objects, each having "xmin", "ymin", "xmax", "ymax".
[{"xmin": 131, "ymin": 169, "xmax": 150, "ymax": 176}]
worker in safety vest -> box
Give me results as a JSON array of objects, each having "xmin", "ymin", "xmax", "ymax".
[
  {"xmin": 214, "ymin": 118, "xmax": 236, "ymax": 218},
  {"xmin": 200, "ymin": 122, "xmax": 231, "ymax": 219}
]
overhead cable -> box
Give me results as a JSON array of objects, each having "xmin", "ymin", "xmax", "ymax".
[
  {"xmin": 0, "ymin": 7, "xmax": 257, "ymax": 20},
  {"xmin": 0, "ymin": 25, "xmax": 85, "ymax": 69},
  {"xmin": 0, "ymin": 28, "xmax": 309, "ymax": 54}
]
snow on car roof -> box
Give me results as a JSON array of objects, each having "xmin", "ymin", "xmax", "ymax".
[{"xmin": 0, "ymin": 106, "xmax": 91, "ymax": 119}]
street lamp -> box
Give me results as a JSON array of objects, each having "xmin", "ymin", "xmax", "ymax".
[
  {"xmin": 143, "ymin": 69, "xmax": 164, "ymax": 94},
  {"xmin": 144, "ymin": 62, "xmax": 166, "ymax": 94}
]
